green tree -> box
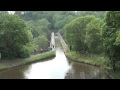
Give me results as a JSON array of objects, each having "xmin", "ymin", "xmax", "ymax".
[
  {"xmin": 76, "ymin": 11, "xmax": 106, "ymax": 18},
  {"xmin": 33, "ymin": 35, "xmax": 48, "ymax": 49},
  {"xmin": 65, "ymin": 15, "xmax": 95, "ymax": 52},
  {"xmin": 102, "ymin": 11, "xmax": 120, "ymax": 71},
  {"xmin": 36, "ymin": 19, "xmax": 51, "ymax": 28},
  {"xmin": 85, "ymin": 18, "xmax": 104, "ymax": 54},
  {"xmin": 0, "ymin": 14, "xmax": 33, "ymax": 59},
  {"xmin": 29, "ymin": 19, "xmax": 50, "ymax": 38}
]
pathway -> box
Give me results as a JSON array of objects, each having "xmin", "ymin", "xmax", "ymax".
[
  {"xmin": 0, "ymin": 32, "xmax": 55, "ymax": 67},
  {"xmin": 0, "ymin": 53, "xmax": 46, "ymax": 67}
]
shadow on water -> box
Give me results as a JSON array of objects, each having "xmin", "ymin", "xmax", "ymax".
[{"xmin": 0, "ymin": 36, "xmax": 111, "ymax": 79}]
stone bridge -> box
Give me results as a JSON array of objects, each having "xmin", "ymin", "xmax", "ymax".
[{"xmin": 49, "ymin": 32, "xmax": 69, "ymax": 52}]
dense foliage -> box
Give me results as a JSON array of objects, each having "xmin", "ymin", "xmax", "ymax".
[
  {"xmin": 65, "ymin": 15, "xmax": 104, "ymax": 54},
  {"xmin": 102, "ymin": 11, "xmax": 120, "ymax": 71},
  {"xmin": 0, "ymin": 14, "xmax": 33, "ymax": 58},
  {"xmin": 64, "ymin": 11, "xmax": 120, "ymax": 71},
  {"xmin": 2, "ymin": 11, "xmax": 120, "ymax": 71}
]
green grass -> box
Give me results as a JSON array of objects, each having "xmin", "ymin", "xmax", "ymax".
[
  {"xmin": 108, "ymin": 61, "xmax": 120, "ymax": 79},
  {"xmin": 0, "ymin": 66, "xmax": 10, "ymax": 70},
  {"xmin": 66, "ymin": 51, "xmax": 120, "ymax": 79},
  {"xmin": 108, "ymin": 68, "xmax": 120, "ymax": 79},
  {"xmin": 17, "ymin": 51, "xmax": 56, "ymax": 66},
  {"xmin": 0, "ymin": 51, "xmax": 56, "ymax": 71},
  {"xmin": 66, "ymin": 51, "xmax": 111, "ymax": 69}
]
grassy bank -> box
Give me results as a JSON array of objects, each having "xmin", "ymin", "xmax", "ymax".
[
  {"xmin": 17, "ymin": 51, "xmax": 55, "ymax": 66},
  {"xmin": 0, "ymin": 66, "xmax": 10, "ymax": 70},
  {"xmin": 66, "ymin": 51, "xmax": 120, "ymax": 79},
  {"xmin": 108, "ymin": 61, "xmax": 120, "ymax": 79},
  {"xmin": 0, "ymin": 51, "xmax": 56, "ymax": 71},
  {"xmin": 108, "ymin": 68, "xmax": 120, "ymax": 79},
  {"xmin": 66, "ymin": 51, "xmax": 111, "ymax": 69}
]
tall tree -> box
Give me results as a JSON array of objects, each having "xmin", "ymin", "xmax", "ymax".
[
  {"xmin": 102, "ymin": 11, "xmax": 120, "ymax": 71},
  {"xmin": 0, "ymin": 14, "xmax": 33, "ymax": 59},
  {"xmin": 65, "ymin": 15, "xmax": 96, "ymax": 52},
  {"xmin": 85, "ymin": 18, "xmax": 104, "ymax": 54}
]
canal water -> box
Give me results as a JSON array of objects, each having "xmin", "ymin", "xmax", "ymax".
[{"xmin": 0, "ymin": 36, "xmax": 111, "ymax": 79}]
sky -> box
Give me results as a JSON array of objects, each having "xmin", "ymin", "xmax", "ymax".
[{"xmin": 8, "ymin": 11, "xmax": 15, "ymax": 14}]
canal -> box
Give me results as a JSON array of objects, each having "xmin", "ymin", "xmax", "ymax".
[{"xmin": 0, "ymin": 36, "xmax": 111, "ymax": 79}]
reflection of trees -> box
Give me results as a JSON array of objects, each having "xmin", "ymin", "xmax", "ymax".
[
  {"xmin": 65, "ymin": 62, "xmax": 107, "ymax": 79},
  {"xmin": 20, "ymin": 65, "xmax": 32, "ymax": 79},
  {"xmin": 0, "ymin": 65, "xmax": 31, "ymax": 79}
]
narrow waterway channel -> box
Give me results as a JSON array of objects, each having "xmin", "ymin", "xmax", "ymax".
[{"xmin": 0, "ymin": 36, "xmax": 111, "ymax": 79}]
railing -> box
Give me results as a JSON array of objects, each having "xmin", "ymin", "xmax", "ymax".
[{"xmin": 57, "ymin": 32, "xmax": 69, "ymax": 52}]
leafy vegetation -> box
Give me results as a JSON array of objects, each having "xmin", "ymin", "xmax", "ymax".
[
  {"xmin": 64, "ymin": 15, "xmax": 103, "ymax": 53},
  {"xmin": 0, "ymin": 11, "xmax": 107, "ymax": 59},
  {"xmin": 102, "ymin": 11, "xmax": 120, "ymax": 71},
  {"xmin": 0, "ymin": 66, "xmax": 10, "ymax": 70},
  {"xmin": 109, "ymin": 68, "xmax": 120, "ymax": 79},
  {"xmin": 0, "ymin": 14, "xmax": 33, "ymax": 59},
  {"xmin": 1, "ymin": 11, "xmax": 120, "ymax": 76},
  {"xmin": 63, "ymin": 11, "xmax": 120, "ymax": 72},
  {"xmin": 66, "ymin": 51, "xmax": 110, "ymax": 69}
]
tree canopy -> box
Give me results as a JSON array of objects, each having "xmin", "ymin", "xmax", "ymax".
[
  {"xmin": 0, "ymin": 14, "xmax": 33, "ymax": 58},
  {"xmin": 102, "ymin": 11, "xmax": 120, "ymax": 71}
]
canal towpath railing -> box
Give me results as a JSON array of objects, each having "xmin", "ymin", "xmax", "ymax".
[{"xmin": 57, "ymin": 32, "xmax": 69, "ymax": 52}]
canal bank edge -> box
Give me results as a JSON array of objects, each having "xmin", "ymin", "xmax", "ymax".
[
  {"xmin": 64, "ymin": 52, "xmax": 114, "ymax": 79},
  {"xmin": 57, "ymin": 32, "xmax": 114, "ymax": 79},
  {"xmin": 0, "ymin": 51, "xmax": 56, "ymax": 72}
]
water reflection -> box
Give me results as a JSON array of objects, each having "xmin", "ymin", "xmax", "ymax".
[
  {"xmin": 65, "ymin": 62, "xmax": 110, "ymax": 79},
  {"xmin": 0, "ymin": 37, "xmax": 111, "ymax": 79},
  {"xmin": 24, "ymin": 47, "xmax": 70, "ymax": 79},
  {"xmin": 0, "ymin": 65, "xmax": 31, "ymax": 79}
]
